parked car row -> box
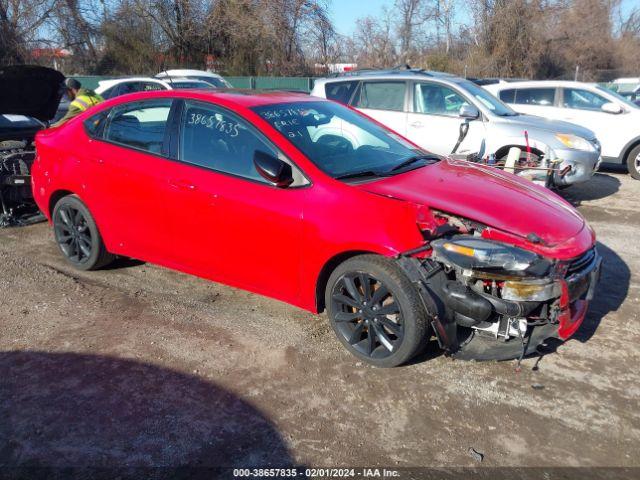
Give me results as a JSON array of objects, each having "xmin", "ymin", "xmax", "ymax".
[{"xmin": 311, "ymin": 69, "xmax": 602, "ymax": 187}]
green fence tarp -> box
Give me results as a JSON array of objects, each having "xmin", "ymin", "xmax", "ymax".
[
  {"xmin": 70, "ymin": 75, "xmax": 316, "ymax": 92},
  {"xmin": 227, "ymin": 76, "xmax": 315, "ymax": 92}
]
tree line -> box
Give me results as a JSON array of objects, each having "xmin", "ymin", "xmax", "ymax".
[{"xmin": 1, "ymin": 0, "xmax": 639, "ymax": 81}]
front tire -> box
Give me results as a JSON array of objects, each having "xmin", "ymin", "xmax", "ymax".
[
  {"xmin": 626, "ymin": 144, "xmax": 640, "ymax": 180},
  {"xmin": 52, "ymin": 195, "xmax": 114, "ymax": 270},
  {"xmin": 325, "ymin": 255, "xmax": 430, "ymax": 367}
]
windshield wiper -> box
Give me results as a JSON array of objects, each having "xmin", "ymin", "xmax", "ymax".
[
  {"xmin": 335, "ymin": 170, "xmax": 386, "ymax": 180},
  {"xmin": 387, "ymin": 154, "xmax": 441, "ymax": 173}
]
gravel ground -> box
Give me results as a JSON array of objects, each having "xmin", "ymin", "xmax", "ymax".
[{"xmin": 0, "ymin": 168, "xmax": 638, "ymax": 473}]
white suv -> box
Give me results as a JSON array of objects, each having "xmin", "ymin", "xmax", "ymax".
[
  {"xmin": 484, "ymin": 80, "xmax": 640, "ymax": 179},
  {"xmin": 311, "ymin": 70, "xmax": 601, "ymax": 186}
]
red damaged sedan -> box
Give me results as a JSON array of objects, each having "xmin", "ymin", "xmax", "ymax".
[{"xmin": 31, "ymin": 90, "xmax": 601, "ymax": 367}]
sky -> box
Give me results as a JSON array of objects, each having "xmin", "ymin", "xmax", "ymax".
[{"xmin": 329, "ymin": 0, "xmax": 639, "ymax": 37}]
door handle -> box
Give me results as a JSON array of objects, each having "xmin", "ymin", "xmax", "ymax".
[
  {"xmin": 410, "ymin": 121, "xmax": 424, "ymax": 128},
  {"xmin": 169, "ymin": 179, "xmax": 197, "ymax": 191}
]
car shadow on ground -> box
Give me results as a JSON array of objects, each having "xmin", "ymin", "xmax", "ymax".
[
  {"xmin": 101, "ymin": 257, "xmax": 146, "ymax": 270},
  {"xmin": 0, "ymin": 351, "xmax": 294, "ymax": 477},
  {"xmin": 533, "ymin": 241, "xmax": 630, "ymax": 367},
  {"xmin": 561, "ymin": 172, "xmax": 621, "ymax": 206},
  {"xmin": 572, "ymin": 241, "xmax": 630, "ymax": 343}
]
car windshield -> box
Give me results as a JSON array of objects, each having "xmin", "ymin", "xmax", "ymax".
[
  {"xmin": 194, "ymin": 77, "xmax": 229, "ymax": 88},
  {"xmin": 596, "ymin": 85, "xmax": 640, "ymax": 110},
  {"xmin": 173, "ymin": 81, "xmax": 214, "ymax": 90},
  {"xmin": 454, "ymin": 79, "xmax": 519, "ymax": 116},
  {"xmin": 252, "ymin": 101, "xmax": 436, "ymax": 179}
]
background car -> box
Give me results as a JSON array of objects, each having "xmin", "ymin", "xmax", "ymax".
[
  {"xmin": 485, "ymin": 80, "xmax": 640, "ymax": 179},
  {"xmin": 96, "ymin": 77, "xmax": 170, "ymax": 99},
  {"xmin": 32, "ymin": 89, "xmax": 599, "ymax": 367},
  {"xmin": 155, "ymin": 69, "xmax": 232, "ymax": 88},
  {"xmin": 96, "ymin": 77, "xmax": 215, "ymax": 100},
  {"xmin": 311, "ymin": 69, "xmax": 601, "ymax": 187},
  {"xmin": 0, "ymin": 65, "xmax": 63, "ymax": 226}
]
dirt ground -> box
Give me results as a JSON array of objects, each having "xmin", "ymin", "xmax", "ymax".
[{"xmin": 1, "ymin": 167, "xmax": 639, "ymax": 474}]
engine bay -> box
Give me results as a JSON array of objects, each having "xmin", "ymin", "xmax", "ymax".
[{"xmin": 0, "ymin": 139, "xmax": 43, "ymax": 227}]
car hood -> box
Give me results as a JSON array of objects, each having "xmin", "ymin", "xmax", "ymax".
[
  {"xmin": 497, "ymin": 113, "xmax": 596, "ymax": 140},
  {"xmin": 0, "ymin": 65, "xmax": 65, "ymax": 121},
  {"xmin": 358, "ymin": 159, "xmax": 585, "ymax": 247}
]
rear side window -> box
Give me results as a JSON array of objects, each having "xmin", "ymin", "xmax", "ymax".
[
  {"xmin": 104, "ymin": 99, "xmax": 172, "ymax": 154},
  {"xmin": 179, "ymin": 101, "xmax": 277, "ymax": 183},
  {"xmin": 325, "ymin": 81, "xmax": 358, "ymax": 104},
  {"xmin": 512, "ymin": 88, "xmax": 556, "ymax": 106},
  {"xmin": 563, "ymin": 88, "xmax": 608, "ymax": 111},
  {"xmin": 83, "ymin": 110, "xmax": 109, "ymax": 138},
  {"xmin": 352, "ymin": 81, "xmax": 406, "ymax": 111},
  {"xmin": 100, "ymin": 86, "xmax": 117, "ymax": 100},
  {"xmin": 498, "ymin": 89, "xmax": 516, "ymax": 103}
]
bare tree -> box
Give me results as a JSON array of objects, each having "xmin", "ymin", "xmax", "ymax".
[{"xmin": 0, "ymin": 0, "xmax": 59, "ymax": 65}]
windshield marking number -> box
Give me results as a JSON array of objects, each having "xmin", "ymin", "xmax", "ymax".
[{"xmin": 188, "ymin": 113, "xmax": 240, "ymax": 137}]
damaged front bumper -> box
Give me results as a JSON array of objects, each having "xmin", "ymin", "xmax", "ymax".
[{"xmin": 397, "ymin": 246, "xmax": 602, "ymax": 361}]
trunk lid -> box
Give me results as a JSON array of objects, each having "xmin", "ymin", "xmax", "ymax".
[{"xmin": 0, "ymin": 65, "xmax": 65, "ymax": 122}]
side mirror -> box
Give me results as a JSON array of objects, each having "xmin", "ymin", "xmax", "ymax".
[
  {"xmin": 253, "ymin": 150, "xmax": 294, "ymax": 188},
  {"xmin": 459, "ymin": 104, "xmax": 480, "ymax": 119},
  {"xmin": 601, "ymin": 102, "xmax": 622, "ymax": 114}
]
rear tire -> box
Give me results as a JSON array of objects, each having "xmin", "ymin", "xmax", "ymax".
[
  {"xmin": 325, "ymin": 255, "xmax": 430, "ymax": 367},
  {"xmin": 626, "ymin": 144, "xmax": 640, "ymax": 180},
  {"xmin": 52, "ymin": 195, "xmax": 114, "ymax": 270}
]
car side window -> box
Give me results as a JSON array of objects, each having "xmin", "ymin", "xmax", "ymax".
[
  {"xmin": 352, "ymin": 81, "xmax": 406, "ymax": 111},
  {"xmin": 84, "ymin": 109, "xmax": 109, "ymax": 138},
  {"xmin": 414, "ymin": 83, "xmax": 469, "ymax": 116},
  {"xmin": 179, "ymin": 101, "xmax": 278, "ymax": 183},
  {"xmin": 499, "ymin": 89, "xmax": 516, "ymax": 103},
  {"xmin": 104, "ymin": 99, "xmax": 172, "ymax": 154},
  {"xmin": 100, "ymin": 86, "xmax": 117, "ymax": 100},
  {"xmin": 118, "ymin": 81, "xmax": 165, "ymax": 96},
  {"xmin": 325, "ymin": 81, "xmax": 358, "ymax": 104},
  {"xmin": 563, "ymin": 88, "xmax": 608, "ymax": 111},
  {"xmin": 513, "ymin": 88, "xmax": 555, "ymax": 106}
]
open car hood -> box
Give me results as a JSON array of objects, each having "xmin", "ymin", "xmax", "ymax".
[
  {"xmin": 0, "ymin": 65, "xmax": 64, "ymax": 122},
  {"xmin": 358, "ymin": 159, "xmax": 585, "ymax": 247}
]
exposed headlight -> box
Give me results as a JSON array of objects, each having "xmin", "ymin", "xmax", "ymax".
[
  {"xmin": 555, "ymin": 134, "xmax": 596, "ymax": 152},
  {"xmin": 431, "ymin": 236, "xmax": 551, "ymax": 277}
]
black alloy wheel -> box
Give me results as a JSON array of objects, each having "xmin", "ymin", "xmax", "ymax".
[
  {"xmin": 54, "ymin": 203, "xmax": 92, "ymax": 263},
  {"xmin": 53, "ymin": 195, "xmax": 114, "ymax": 270},
  {"xmin": 331, "ymin": 272, "xmax": 404, "ymax": 359},
  {"xmin": 326, "ymin": 255, "xmax": 430, "ymax": 367}
]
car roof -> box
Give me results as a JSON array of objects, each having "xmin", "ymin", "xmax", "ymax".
[
  {"xmin": 315, "ymin": 68, "xmax": 460, "ymax": 84},
  {"xmin": 157, "ymin": 69, "xmax": 223, "ymax": 78},
  {"xmin": 485, "ymin": 80, "xmax": 598, "ymax": 90},
  {"xmin": 97, "ymin": 77, "xmax": 168, "ymax": 89},
  {"xmin": 168, "ymin": 78, "xmax": 212, "ymax": 85},
  {"xmin": 100, "ymin": 88, "xmax": 322, "ymax": 108}
]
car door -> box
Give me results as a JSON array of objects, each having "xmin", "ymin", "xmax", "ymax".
[
  {"xmin": 163, "ymin": 100, "xmax": 307, "ymax": 301},
  {"xmin": 406, "ymin": 81, "xmax": 485, "ymax": 155},
  {"xmin": 82, "ymin": 98, "xmax": 174, "ymax": 261},
  {"xmin": 557, "ymin": 87, "xmax": 622, "ymax": 158},
  {"xmin": 350, "ymin": 80, "xmax": 408, "ymax": 136}
]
